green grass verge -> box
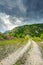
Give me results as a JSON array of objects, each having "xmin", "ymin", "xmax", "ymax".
[
  {"xmin": 0, "ymin": 38, "xmax": 28, "ymax": 46},
  {"xmin": 32, "ymin": 37, "xmax": 43, "ymax": 42}
]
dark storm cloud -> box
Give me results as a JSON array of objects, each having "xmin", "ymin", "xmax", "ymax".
[
  {"xmin": 23, "ymin": 0, "xmax": 43, "ymax": 19},
  {"xmin": 0, "ymin": 0, "xmax": 43, "ymax": 32},
  {"xmin": 0, "ymin": 0, "xmax": 43, "ymax": 18},
  {"xmin": 0, "ymin": 0, "xmax": 26, "ymax": 17}
]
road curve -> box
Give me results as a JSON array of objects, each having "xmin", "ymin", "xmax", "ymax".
[{"xmin": 0, "ymin": 40, "xmax": 31, "ymax": 65}]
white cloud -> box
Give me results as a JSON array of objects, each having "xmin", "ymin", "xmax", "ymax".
[
  {"xmin": 0, "ymin": 13, "xmax": 24, "ymax": 32},
  {"xmin": 0, "ymin": 13, "xmax": 17, "ymax": 32}
]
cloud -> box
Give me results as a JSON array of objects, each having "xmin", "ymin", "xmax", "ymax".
[
  {"xmin": 0, "ymin": 0, "xmax": 43, "ymax": 32},
  {"xmin": 0, "ymin": 0, "xmax": 43, "ymax": 18},
  {"xmin": 0, "ymin": 13, "xmax": 24, "ymax": 32},
  {"xmin": 0, "ymin": 13, "xmax": 16, "ymax": 32},
  {"xmin": 16, "ymin": 0, "xmax": 26, "ymax": 13},
  {"xmin": 0, "ymin": 0, "xmax": 26, "ymax": 17}
]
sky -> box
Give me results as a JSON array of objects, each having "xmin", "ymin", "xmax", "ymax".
[{"xmin": 0, "ymin": 0, "xmax": 43, "ymax": 32}]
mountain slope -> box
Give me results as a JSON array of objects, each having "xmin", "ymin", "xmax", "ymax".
[
  {"xmin": 0, "ymin": 24, "xmax": 43, "ymax": 40},
  {"xmin": 10, "ymin": 24, "xmax": 43, "ymax": 37}
]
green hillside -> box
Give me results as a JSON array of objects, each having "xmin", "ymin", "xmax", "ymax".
[
  {"xmin": 12, "ymin": 24, "xmax": 43, "ymax": 37},
  {"xmin": 0, "ymin": 24, "xmax": 43, "ymax": 41},
  {"xmin": 6, "ymin": 24, "xmax": 43, "ymax": 40}
]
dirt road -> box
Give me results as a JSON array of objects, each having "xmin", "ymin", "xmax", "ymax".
[
  {"xmin": 24, "ymin": 41, "xmax": 43, "ymax": 65},
  {"xmin": 0, "ymin": 40, "xmax": 31, "ymax": 65}
]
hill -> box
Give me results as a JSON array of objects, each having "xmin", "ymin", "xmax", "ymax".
[
  {"xmin": 0, "ymin": 24, "xmax": 43, "ymax": 40},
  {"xmin": 8, "ymin": 24, "xmax": 43, "ymax": 39}
]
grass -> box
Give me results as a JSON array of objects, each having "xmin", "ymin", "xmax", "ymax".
[
  {"xmin": 0, "ymin": 38, "xmax": 28, "ymax": 46},
  {"xmin": 0, "ymin": 37, "xmax": 29, "ymax": 61},
  {"xmin": 32, "ymin": 37, "xmax": 43, "ymax": 42}
]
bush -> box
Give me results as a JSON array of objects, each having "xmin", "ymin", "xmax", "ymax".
[{"xmin": 40, "ymin": 34, "xmax": 43, "ymax": 39}]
